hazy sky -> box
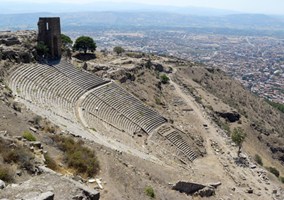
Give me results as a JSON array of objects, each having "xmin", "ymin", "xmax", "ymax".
[{"xmin": 1, "ymin": 0, "xmax": 284, "ymax": 14}]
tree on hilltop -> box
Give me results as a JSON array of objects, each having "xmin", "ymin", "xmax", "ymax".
[
  {"xmin": 231, "ymin": 127, "xmax": 247, "ymax": 157},
  {"xmin": 61, "ymin": 34, "xmax": 73, "ymax": 59},
  {"xmin": 73, "ymin": 36, "xmax": 96, "ymax": 54},
  {"xmin": 61, "ymin": 34, "xmax": 73, "ymax": 47}
]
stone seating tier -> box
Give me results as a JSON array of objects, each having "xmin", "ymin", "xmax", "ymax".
[
  {"xmin": 9, "ymin": 62, "xmax": 167, "ymax": 135},
  {"xmin": 166, "ymin": 131, "xmax": 197, "ymax": 161},
  {"xmin": 89, "ymin": 83, "xmax": 167, "ymax": 133},
  {"xmin": 52, "ymin": 61, "xmax": 109, "ymax": 90},
  {"xmin": 9, "ymin": 63, "xmax": 84, "ymax": 121}
]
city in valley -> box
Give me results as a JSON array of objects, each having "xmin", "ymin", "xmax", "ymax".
[{"xmin": 68, "ymin": 28, "xmax": 284, "ymax": 103}]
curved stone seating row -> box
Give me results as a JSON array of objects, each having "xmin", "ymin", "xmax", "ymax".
[
  {"xmin": 52, "ymin": 61, "xmax": 109, "ymax": 90},
  {"xmin": 9, "ymin": 62, "xmax": 166, "ymax": 135},
  {"xmin": 165, "ymin": 130, "xmax": 197, "ymax": 161},
  {"xmin": 11, "ymin": 64, "xmax": 80, "ymax": 109},
  {"xmin": 82, "ymin": 109, "xmax": 125, "ymax": 133},
  {"xmin": 82, "ymin": 93, "xmax": 141, "ymax": 134},
  {"xmin": 88, "ymin": 83, "xmax": 167, "ymax": 133},
  {"xmin": 9, "ymin": 63, "xmax": 85, "ymax": 120},
  {"xmin": 10, "ymin": 64, "xmax": 53, "ymax": 104},
  {"xmin": 10, "ymin": 64, "xmax": 69, "ymax": 114},
  {"xmin": 82, "ymin": 110, "xmax": 100, "ymax": 129}
]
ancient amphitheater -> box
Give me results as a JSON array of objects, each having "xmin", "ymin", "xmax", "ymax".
[{"xmin": 8, "ymin": 60, "xmax": 198, "ymax": 162}]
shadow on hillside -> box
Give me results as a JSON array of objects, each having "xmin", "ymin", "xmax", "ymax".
[{"xmin": 73, "ymin": 53, "xmax": 96, "ymax": 61}]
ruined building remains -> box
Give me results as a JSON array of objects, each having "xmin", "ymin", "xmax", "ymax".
[{"xmin": 38, "ymin": 17, "xmax": 62, "ymax": 59}]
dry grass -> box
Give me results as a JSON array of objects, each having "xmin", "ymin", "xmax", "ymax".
[
  {"xmin": 0, "ymin": 164, "xmax": 14, "ymax": 182},
  {"xmin": 51, "ymin": 135, "xmax": 100, "ymax": 177},
  {"xmin": 0, "ymin": 138, "xmax": 34, "ymax": 173},
  {"xmin": 44, "ymin": 153, "xmax": 58, "ymax": 171}
]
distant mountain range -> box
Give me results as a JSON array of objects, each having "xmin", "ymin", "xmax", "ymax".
[
  {"xmin": 0, "ymin": 2, "xmax": 240, "ymax": 16},
  {"xmin": 1, "ymin": 11, "xmax": 284, "ymax": 33}
]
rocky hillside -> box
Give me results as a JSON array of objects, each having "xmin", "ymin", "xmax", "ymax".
[
  {"xmin": 85, "ymin": 51, "xmax": 284, "ymax": 174},
  {"xmin": 173, "ymin": 66, "xmax": 284, "ymax": 167},
  {"xmin": 0, "ymin": 31, "xmax": 36, "ymax": 63}
]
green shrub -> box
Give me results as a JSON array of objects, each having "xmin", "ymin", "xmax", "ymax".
[
  {"xmin": 44, "ymin": 153, "xmax": 58, "ymax": 170},
  {"xmin": 52, "ymin": 135, "xmax": 76, "ymax": 152},
  {"xmin": 125, "ymin": 52, "xmax": 144, "ymax": 58},
  {"xmin": 113, "ymin": 46, "xmax": 125, "ymax": 55},
  {"xmin": 22, "ymin": 131, "xmax": 36, "ymax": 141},
  {"xmin": 160, "ymin": 74, "xmax": 169, "ymax": 84},
  {"xmin": 268, "ymin": 167, "xmax": 280, "ymax": 177},
  {"xmin": 280, "ymin": 176, "xmax": 284, "ymax": 184},
  {"xmin": 155, "ymin": 97, "xmax": 162, "ymax": 105},
  {"xmin": 51, "ymin": 135, "xmax": 100, "ymax": 177},
  {"xmin": 254, "ymin": 154, "xmax": 263, "ymax": 166},
  {"xmin": 66, "ymin": 149, "xmax": 99, "ymax": 176},
  {"xmin": 145, "ymin": 186, "xmax": 155, "ymax": 198}
]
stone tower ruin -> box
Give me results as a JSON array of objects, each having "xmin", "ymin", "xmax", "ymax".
[{"xmin": 38, "ymin": 17, "xmax": 62, "ymax": 59}]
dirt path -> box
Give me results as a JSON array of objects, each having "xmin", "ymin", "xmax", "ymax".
[
  {"xmin": 169, "ymin": 74, "xmax": 228, "ymax": 156},
  {"xmin": 168, "ymin": 73, "xmax": 284, "ymax": 199}
]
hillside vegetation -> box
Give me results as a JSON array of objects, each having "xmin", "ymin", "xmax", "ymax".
[{"xmin": 267, "ymin": 100, "xmax": 284, "ymax": 113}]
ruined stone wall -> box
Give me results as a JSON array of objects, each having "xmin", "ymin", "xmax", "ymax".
[{"xmin": 38, "ymin": 17, "xmax": 61, "ymax": 59}]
